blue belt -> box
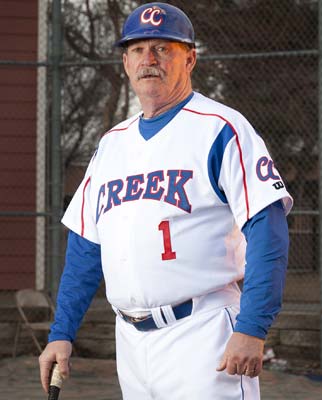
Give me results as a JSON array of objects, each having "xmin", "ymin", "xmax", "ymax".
[{"xmin": 119, "ymin": 299, "xmax": 193, "ymax": 331}]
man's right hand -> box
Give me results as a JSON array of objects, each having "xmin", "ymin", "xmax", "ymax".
[{"xmin": 39, "ymin": 340, "xmax": 72, "ymax": 393}]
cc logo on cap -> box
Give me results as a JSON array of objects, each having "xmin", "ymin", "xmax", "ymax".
[{"xmin": 141, "ymin": 7, "xmax": 163, "ymax": 26}]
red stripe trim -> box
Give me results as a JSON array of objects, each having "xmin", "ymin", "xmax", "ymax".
[
  {"xmin": 183, "ymin": 107, "xmax": 250, "ymax": 220},
  {"xmin": 102, "ymin": 117, "xmax": 139, "ymax": 138},
  {"xmin": 81, "ymin": 176, "xmax": 91, "ymax": 237}
]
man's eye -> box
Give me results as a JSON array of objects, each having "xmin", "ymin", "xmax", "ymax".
[
  {"xmin": 156, "ymin": 46, "xmax": 166, "ymax": 53},
  {"xmin": 131, "ymin": 47, "xmax": 143, "ymax": 53}
]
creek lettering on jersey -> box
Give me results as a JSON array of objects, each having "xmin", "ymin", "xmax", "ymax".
[{"xmin": 96, "ymin": 169, "xmax": 193, "ymax": 223}]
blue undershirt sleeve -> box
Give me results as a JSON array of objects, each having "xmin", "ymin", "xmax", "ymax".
[
  {"xmin": 48, "ymin": 230, "xmax": 103, "ymax": 342},
  {"xmin": 234, "ymin": 200, "xmax": 289, "ymax": 339}
]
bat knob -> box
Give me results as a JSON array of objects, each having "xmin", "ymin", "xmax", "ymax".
[{"xmin": 48, "ymin": 385, "xmax": 60, "ymax": 400}]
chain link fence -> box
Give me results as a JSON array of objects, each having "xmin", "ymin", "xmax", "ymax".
[{"xmin": 0, "ymin": 0, "xmax": 320, "ymax": 365}]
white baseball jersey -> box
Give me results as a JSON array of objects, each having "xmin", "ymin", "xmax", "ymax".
[{"xmin": 62, "ymin": 92, "xmax": 293, "ymax": 312}]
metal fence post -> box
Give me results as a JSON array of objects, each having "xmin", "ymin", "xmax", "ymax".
[
  {"xmin": 50, "ymin": 0, "xmax": 63, "ymax": 301},
  {"xmin": 319, "ymin": 0, "xmax": 322, "ymax": 368}
]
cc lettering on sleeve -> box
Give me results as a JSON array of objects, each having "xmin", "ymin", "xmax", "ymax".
[{"xmin": 256, "ymin": 156, "xmax": 285, "ymax": 190}]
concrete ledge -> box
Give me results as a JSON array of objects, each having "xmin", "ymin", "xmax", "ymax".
[{"xmin": 274, "ymin": 310, "xmax": 320, "ymax": 330}]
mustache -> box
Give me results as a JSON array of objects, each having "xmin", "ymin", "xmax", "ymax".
[{"xmin": 137, "ymin": 67, "xmax": 162, "ymax": 80}]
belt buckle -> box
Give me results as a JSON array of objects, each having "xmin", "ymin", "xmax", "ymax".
[
  {"xmin": 129, "ymin": 314, "xmax": 151, "ymax": 323},
  {"xmin": 120, "ymin": 311, "xmax": 151, "ymax": 324}
]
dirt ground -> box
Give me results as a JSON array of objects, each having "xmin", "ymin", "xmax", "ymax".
[{"xmin": 1, "ymin": 356, "xmax": 322, "ymax": 400}]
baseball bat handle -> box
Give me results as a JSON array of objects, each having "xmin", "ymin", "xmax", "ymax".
[{"xmin": 48, "ymin": 363, "xmax": 63, "ymax": 400}]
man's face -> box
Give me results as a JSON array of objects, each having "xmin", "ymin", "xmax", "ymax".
[{"xmin": 122, "ymin": 39, "xmax": 196, "ymax": 104}]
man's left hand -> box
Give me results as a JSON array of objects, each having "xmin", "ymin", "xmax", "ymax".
[{"xmin": 216, "ymin": 332, "xmax": 265, "ymax": 377}]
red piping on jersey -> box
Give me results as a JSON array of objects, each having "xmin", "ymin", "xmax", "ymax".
[
  {"xmin": 81, "ymin": 176, "xmax": 91, "ymax": 237},
  {"xmin": 102, "ymin": 117, "xmax": 139, "ymax": 137},
  {"xmin": 182, "ymin": 107, "xmax": 250, "ymax": 220}
]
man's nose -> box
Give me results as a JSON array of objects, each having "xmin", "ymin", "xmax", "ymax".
[{"xmin": 141, "ymin": 49, "xmax": 158, "ymax": 65}]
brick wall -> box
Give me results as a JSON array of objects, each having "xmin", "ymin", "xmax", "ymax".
[{"xmin": 0, "ymin": 0, "xmax": 38, "ymax": 289}]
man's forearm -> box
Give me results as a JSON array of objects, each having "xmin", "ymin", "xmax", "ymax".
[
  {"xmin": 49, "ymin": 231, "xmax": 103, "ymax": 342},
  {"xmin": 235, "ymin": 200, "xmax": 289, "ymax": 339}
]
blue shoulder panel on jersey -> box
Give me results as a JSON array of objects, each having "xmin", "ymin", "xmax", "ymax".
[
  {"xmin": 235, "ymin": 200, "xmax": 289, "ymax": 339},
  {"xmin": 139, "ymin": 92, "xmax": 194, "ymax": 140},
  {"xmin": 207, "ymin": 123, "xmax": 235, "ymax": 203},
  {"xmin": 48, "ymin": 231, "xmax": 103, "ymax": 342}
]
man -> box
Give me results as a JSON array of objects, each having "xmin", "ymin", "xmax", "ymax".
[{"xmin": 39, "ymin": 3, "xmax": 293, "ymax": 399}]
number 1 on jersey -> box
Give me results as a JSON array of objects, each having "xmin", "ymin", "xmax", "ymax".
[{"xmin": 158, "ymin": 220, "xmax": 176, "ymax": 261}]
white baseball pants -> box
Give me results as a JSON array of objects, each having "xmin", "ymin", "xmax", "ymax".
[{"xmin": 115, "ymin": 289, "xmax": 261, "ymax": 400}]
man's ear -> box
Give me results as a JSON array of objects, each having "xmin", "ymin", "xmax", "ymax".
[
  {"xmin": 186, "ymin": 48, "xmax": 197, "ymax": 73},
  {"xmin": 123, "ymin": 52, "xmax": 129, "ymax": 76}
]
